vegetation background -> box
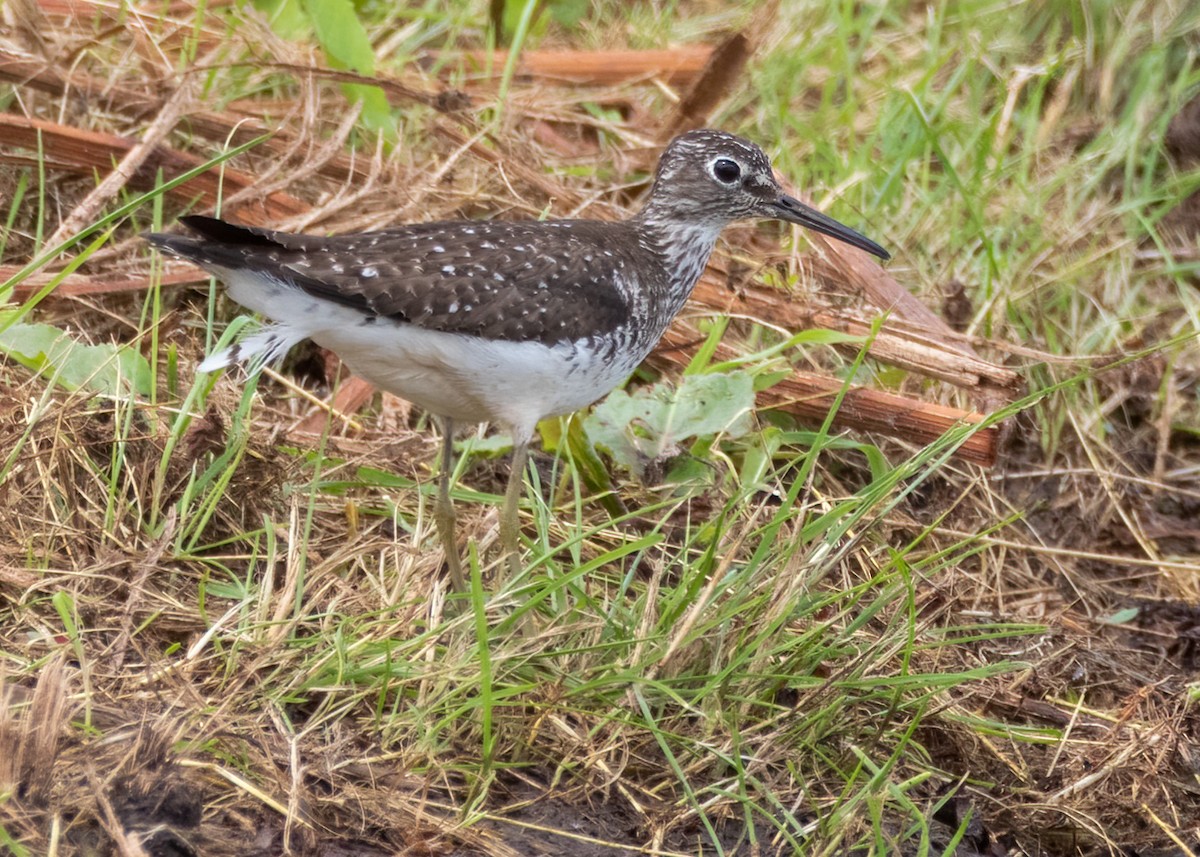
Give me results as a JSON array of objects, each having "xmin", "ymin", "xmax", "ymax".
[{"xmin": 1, "ymin": 0, "xmax": 1198, "ymax": 855}]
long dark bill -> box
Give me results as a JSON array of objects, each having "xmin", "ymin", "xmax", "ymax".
[{"xmin": 772, "ymin": 193, "xmax": 890, "ymax": 261}]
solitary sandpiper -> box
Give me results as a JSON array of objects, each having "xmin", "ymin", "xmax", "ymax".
[{"xmin": 146, "ymin": 129, "xmax": 889, "ymax": 590}]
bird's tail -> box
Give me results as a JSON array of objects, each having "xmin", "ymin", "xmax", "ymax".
[{"xmin": 199, "ymin": 324, "xmax": 305, "ymax": 374}]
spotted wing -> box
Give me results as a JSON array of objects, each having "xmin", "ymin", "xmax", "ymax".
[{"xmin": 171, "ymin": 216, "xmax": 634, "ymax": 345}]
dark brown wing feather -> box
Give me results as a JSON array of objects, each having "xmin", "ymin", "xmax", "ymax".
[{"xmin": 168, "ymin": 215, "xmax": 635, "ymax": 345}]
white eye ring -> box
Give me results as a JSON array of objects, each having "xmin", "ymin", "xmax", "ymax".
[{"xmin": 710, "ymin": 157, "xmax": 742, "ymax": 184}]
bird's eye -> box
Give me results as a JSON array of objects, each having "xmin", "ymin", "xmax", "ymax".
[{"xmin": 711, "ymin": 158, "xmax": 741, "ymax": 184}]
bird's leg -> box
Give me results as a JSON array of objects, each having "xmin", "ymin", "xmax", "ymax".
[
  {"xmin": 499, "ymin": 439, "xmax": 529, "ymax": 580},
  {"xmin": 435, "ymin": 418, "xmax": 466, "ymax": 593}
]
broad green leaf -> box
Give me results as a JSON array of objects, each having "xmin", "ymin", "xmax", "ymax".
[
  {"xmin": 585, "ymin": 371, "xmax": 756, "ymax": 477},
  {"xmin": 753, "ymin": 368, "xmax": 793, "ymax": 391},
  {"xmin": 0, "ymin": 320, "xmax": 153, "ymax": 397},
  {"xmin": 548, "ymin": 0, "xmax": 588, "ymax": 27},
  {"xmin": 342, "ymin": 83, "xmax": 394, "ymax": 135},
  {"xmin": 302, "ymin": 0, "xmax": 375, "ymax": 72},
  {"xmin": 462, "ymin": 433, "xmax": 516, "ymax": 457}
]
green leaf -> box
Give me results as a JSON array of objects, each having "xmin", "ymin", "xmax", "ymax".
[
  {"xmin": 753, "ymin": 368, "xmax": 793, "ymax": 392},
  {"xmin": 299, "ymin": 0, "xmax": 394, "ymax": 134},
  {"xmin": 462, "ymin": 433, "xmax": 515, "ymax": 457},
  {"xmin": 0, "ymin": 821, "xmax": 31, "ymax": 857},
  {"xmin": 252, "ymin": 0, "xmax": 311, "ymax": 38},
  {"xmin": 684, "ymin": 315, "xmax": 729, "ymax": 375},
  {"xmin": 664, "ymin": 454, "xmax": 711, "ymax": 486},
  {"xmin": 501, "ymin": 0, "xmax": 544, "ymax": 43},
  {"xmin": 547, "ymin": 0, "xmax": 588, "ymax": 27},
  {"xmin": 540, "ymin": 415, "xmax": 618, "ymax": 502},
  {"xmin": 302, "ymin": 0, "xmax": 375, "ymax": 72},
  {"xmin": 0, "ymin": 320, "xmax": 153, "ymax": 397},
  {"xmin": 585, "ymin": 372, "xmax": 756, "ymax": 477},
  {"xmin": 736, "ymin": 426, "xmax": 785, "ymax": 488},
  {"xmin": 334, "ymin": 82, "xmax": 394, "ymax": 135},
  {"xmin": 1102, "ymin": 607, "xmax": 1140, "ymax": 625}
]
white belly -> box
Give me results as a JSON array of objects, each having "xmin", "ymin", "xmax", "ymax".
[
  {"xmin": 216, "ymin": 269, "xmax": 640, "ymax": 440},
  {"xmin": 315, "ymin": 317, "xmax": 637, "ymax": 439}
]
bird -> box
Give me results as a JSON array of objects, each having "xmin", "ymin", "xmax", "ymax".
[{"xmin": 145, "ymin": 129, "xmax": 889, "ymax": 591}]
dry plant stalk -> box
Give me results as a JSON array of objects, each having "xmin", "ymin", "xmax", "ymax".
[
  {"xmin": 0, "ymin": 113, "xmax": 308, "ymax": 224},
  {"xmin": 687, "ymin": 271, "xmax": 1021, "ymax": 392},
  {"xmin": 2, "ymin": 266, "xmax": 201, "ymax": 297},
  {"xmin": 663, "ymin": 0, "xmax": 781, "ymax": 137},
  {"xmin": 451, "ymin": 46, "xmax": 714, "ymax": 86},
  {"xmin": 0, "ymin": 47, "xmax": 374, "ymax": 187},
  {"xmin": 655, "ymin": 325, "xmax": 995, "ymax": 465},
  {"xmin": 0, "ymin": 657, "xmax": 70, "ymax": 804},
  {"xmin": 43, "ymin": 81, "xmax": 196, "ymax": 249}
]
